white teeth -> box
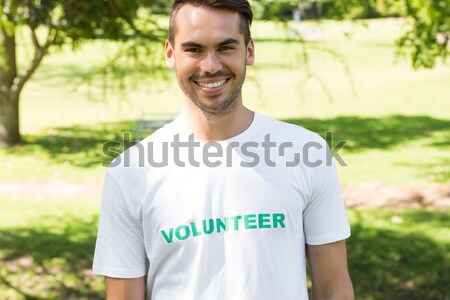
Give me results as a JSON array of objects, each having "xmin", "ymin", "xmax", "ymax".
[{"xmin": 198, "ymin": 80, "xmax": 226, "ymax": 89}]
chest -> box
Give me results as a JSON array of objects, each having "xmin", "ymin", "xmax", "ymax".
[{"xmin": 141, "ymin": 165, "xmax": 309, "ymax": 244}]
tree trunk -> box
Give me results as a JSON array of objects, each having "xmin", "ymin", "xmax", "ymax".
[
  {"xmin": 1, "ymin": 23, "xmax": 50, "ymax": 148},
  {"xmin": 1, "ymin": 24, "xmax": 21, "ymax": 147},
  {"xmin": 0, "ymin": 92, "xmax": 21, "ymax": 147},
  {"xmin": 0, "ymin": 26, "xmax": 17, "ymax": 88}
]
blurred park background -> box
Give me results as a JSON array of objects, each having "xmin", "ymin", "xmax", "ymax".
[{"xmin": 0, "ymin": 0, "xmax": 449, "ymax": 299}]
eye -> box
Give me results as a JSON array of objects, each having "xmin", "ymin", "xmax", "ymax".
[
  {"xmin": 219, "ymin": 46, "xmax": 234, "ymax": 51},
  {"xmin": 185, "ymin": 48, "xmax": 202, "ymax": 53}
]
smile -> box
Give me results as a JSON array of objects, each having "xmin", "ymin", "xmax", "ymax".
[
  {"xmin": 197, "ymin": 80, "xmax": 226, "ymax": 88},
  {"xmin": 194, "ymin": 79, "xmax": 229, "ymax": 90}
]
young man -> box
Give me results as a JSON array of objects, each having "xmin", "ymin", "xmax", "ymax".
[{"xmin": 92, "ymin": 1, "xmax": 354, "ymax": 299}]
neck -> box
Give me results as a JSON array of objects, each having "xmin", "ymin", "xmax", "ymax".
[{"xmin": 180, "ymin": 100, "xmax": 254, "ymax": 142}]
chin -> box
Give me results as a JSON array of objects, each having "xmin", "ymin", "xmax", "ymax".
[{"xmin": 199, "ymin": 100, "xmax": 236, "ymax": 116}]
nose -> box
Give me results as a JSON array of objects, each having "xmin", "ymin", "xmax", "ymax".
[{"xmin": 201, "ymin": 52, "xmax": 222, "ymax": 74}]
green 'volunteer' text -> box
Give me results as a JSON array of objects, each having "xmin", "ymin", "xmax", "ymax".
[{"xmin": 161, "ymin": 213, "xmax": 286, "ymax": 244}]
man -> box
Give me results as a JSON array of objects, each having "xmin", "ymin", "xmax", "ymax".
[{"xmin": 93, "ymin": 1, "xmax": 354, "ymax": 299}]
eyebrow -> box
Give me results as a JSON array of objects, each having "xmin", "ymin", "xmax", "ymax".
[
  {"xmin": 218, "ymin": 39, "xmax": 240, "ymax": 46},
  {"xmin": 181, "ymin": 39, "xmax": 240, "ymax": 49}
]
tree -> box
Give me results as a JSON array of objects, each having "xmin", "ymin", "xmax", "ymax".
[
  {"xmin": 0, "ymin": 0, "xmax": 164, "ymax": 147},
  {"xmin": 398, "ymin": 0, "xmax": 449, "ymax": 69}
]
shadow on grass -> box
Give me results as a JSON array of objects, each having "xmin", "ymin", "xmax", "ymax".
[
  {"xmin": 5, "ymin": 121, "xmax": 143, "ymax": 169},
  {"xmin": 0, "ymin": 215, "xmax": 102, "ymax": 300},
  {"xmin": 348, "ymin": 210, "xmax": 450, "ymax": 300},
  {"xmin": 284, "ymin": 114, "xmax": 450, "ymax": 152},
  {"xmin": 2, "ymin": 114, "xmax": 449, "ymax": 169},
  {"xmin": 0, "ymin": 210, "xmax": 448, "ymax": 299}
]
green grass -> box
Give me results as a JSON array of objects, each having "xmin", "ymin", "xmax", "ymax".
[
  {"xmin": 0, "ymin": 121, "xmax": 139, "ymax": 180},
  {"xmin": 347, "ymin": 209, "xmax": 450, "ymax": 299},
  {"xmin": 0, "ymin": 198, "xmax": 448, "ymax": 300},
  {"xmin": 0, "ymin": 198, "xmax": 104, "ymax": 300}
]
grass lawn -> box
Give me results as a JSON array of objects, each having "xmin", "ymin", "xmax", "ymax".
[
  {"xmin": 346, "ymin": 208, "xmax": 450, "ymax": 299},
  {"xmin": 0, "ymin": 198, "xmax": 103, "ymax": 300},
  {"xmin": 0, "ymin": 197, "xmax": 448, "ymax": 300}
]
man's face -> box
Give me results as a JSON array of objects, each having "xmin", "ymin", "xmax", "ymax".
[{"xmin": 165, "ymin": 4, "xmax": 255, "ymax": 115}]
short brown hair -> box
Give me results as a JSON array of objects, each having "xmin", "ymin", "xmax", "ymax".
[{"xmin": 168, "ymin": 0, "xmax": 253, "ymax": 46}]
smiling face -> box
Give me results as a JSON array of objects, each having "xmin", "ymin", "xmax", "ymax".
[{"xmin": 165, "ymin": 4, "xmax": 255, "ymax": 116}]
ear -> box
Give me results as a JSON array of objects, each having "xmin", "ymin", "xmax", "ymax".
[
  {"xmin": 165, "ymin": 40, "xmax": 175, "ymax": 69},
  {"xmin": 246, "ymin": 38, "xmax": 255, "ymax": 66}
]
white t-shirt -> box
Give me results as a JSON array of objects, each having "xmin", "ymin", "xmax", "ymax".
[{"xmin": 93, "ymin": 112, "xmax": 350, "ymax": 300}]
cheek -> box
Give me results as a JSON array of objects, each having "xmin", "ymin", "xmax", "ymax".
[
  {"xmin": 225, "ymin": 60, "xmax": 245, "ymax": 74},
  {"xmin": 222, "ymin": 53, "xmax": 246, "ymax": 68},
  {"xmin": 175, "ymin": 57, "xmax": 199, "ymax": 77}
]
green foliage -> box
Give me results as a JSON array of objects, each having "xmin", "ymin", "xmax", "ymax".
[
  {"xmin": 252, "ymin": 0, "xmax": 298, "ymax": 20},
  {"xmin": 0, "ymin": 0, "xmax": 164, "ymax": 45},
  {"xmin": 375, "ymin": 0, "xmax": 408, "ymax": 16},
  {"xmin": 398, "ymin": 0, "xmax": 450, "ymax": 68},
  {"xmin": 321, "ymin": 0, "xmax": 375, "ymax": 19},
  {"xmin": 0, "ymin": 0, "xmax": 167, "ymax": 146},
  {"xmin": 320, "ymin": 0, "xmax": 406, "ymax": 19}
]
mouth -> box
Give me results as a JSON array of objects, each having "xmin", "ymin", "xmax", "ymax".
[{"xmin": 193, "ymin": 78, "xmax": 230, "ymax": 93}]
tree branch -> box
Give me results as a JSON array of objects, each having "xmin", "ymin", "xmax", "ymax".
[
  {"xmin": 106, "ymin": 0, "xmax": 160, "ymax": 40},
  {"xmin": 11, "ymin": 26, "xmax": 56, "ymax": 96},
  {"xmin": 30, "ymin": 27, "xmax": 42, "ymax": 50},
  {"xmin": 25, "ymin": 0, "xmax": 41, "ymax": 50}
]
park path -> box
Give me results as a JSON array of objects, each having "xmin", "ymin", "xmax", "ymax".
[{"xmin": 0, "ymin": 179, "xmax": 449, "ymax": 208}]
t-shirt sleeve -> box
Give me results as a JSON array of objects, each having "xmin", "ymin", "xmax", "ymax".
[
  {"xmin": 92, "ymin": 170, "xmax": 147, "ymax": 278},
  {"xmin": 303, "ymin": 134, "xmax": 351, "ymax": 245}
]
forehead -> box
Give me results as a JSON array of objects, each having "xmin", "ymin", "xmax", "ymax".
[{"xmin": 173, "ymin": 4, "xmax": 243, "ymax": 45}]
